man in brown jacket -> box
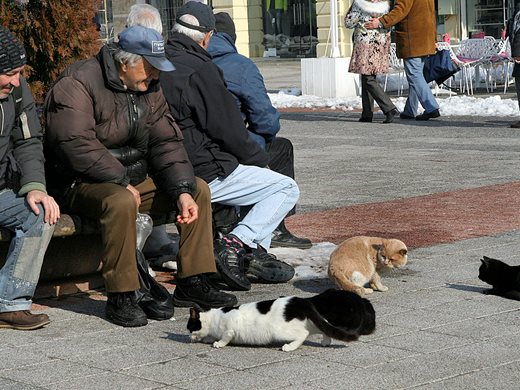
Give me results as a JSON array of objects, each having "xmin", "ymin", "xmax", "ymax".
[
  {"xmin": 366, "ymin": 0, "xmax": 440, "ymax": 121},
  {"xmin": 44, "ymin": 26, "xmax": 237, "ymax": 327}
]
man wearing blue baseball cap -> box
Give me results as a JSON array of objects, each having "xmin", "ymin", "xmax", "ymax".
[{"xmin": 44, "ymin": 25, "xmax": 237, "ymax": 328}]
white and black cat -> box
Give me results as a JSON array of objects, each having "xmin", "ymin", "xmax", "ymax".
[
  {"xmin": 478, "ymin": 256, "xmax": 520, "ymax": 300},
  {"xmin": 187, "ymin": 289, "xmax": 376, "ymax": 351}
]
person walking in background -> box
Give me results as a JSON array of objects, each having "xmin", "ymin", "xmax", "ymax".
[
  {"xmin": 345, "ymin": 0, "xmax": 398, "ymax": 123},
  {"xmin": 507, "ymin": 2, "xmax": 520, "ymax": 128},
  {"xmin": 207, "ymin": 12, "xmax": 312, "ymax": 249},
  {"xmin": 365, "ymin": 0, "xmax": 440, "ymax": 121},
  {"xmin": 0, "ymin": 26, "xmax": 60, "ymax": 330}
]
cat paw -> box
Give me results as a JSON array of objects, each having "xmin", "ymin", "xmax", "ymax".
[
  {"xmin": 282, "ymin": 343, "xmax": 299, "ymax": 352},
  {"xmin": 363, "ymin": 288, "xmax": 374, "ymax": 294},
  {"xmin": 212, "ymin": 341, "xmax": 227, "ymax": 349},
  {"xmin": 377, "ymin": 285, "xmax": 389, "ymax": 292}
]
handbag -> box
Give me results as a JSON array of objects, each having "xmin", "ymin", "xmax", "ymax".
[
  {"xmin": 135, "ymin": 213, "xmax": 174, "ymax": 320},
  {"xmin": 135, "ymin": 249, "xmax": 175, "ymax": 320},
  {"xmin": 423, "ymin": 49, "xmax": 460, "ymax": 85}
]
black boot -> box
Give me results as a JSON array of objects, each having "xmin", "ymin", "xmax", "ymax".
[
  {"xmin": 271, "ymin": 220, "xmax": 312, "ymax": 249},
  {"xmin": 106, "ymin": 292, "xmax": 148, "ymax": 327},
  {"xmin": 173, "ymin": 274, "xmax": 238, "ymax": 308},
  {"xmin": 243, "ymin": 248, "xmax": 295, "ymax": 283}
]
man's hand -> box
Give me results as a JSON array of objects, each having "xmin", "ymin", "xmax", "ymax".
[
  {"xmin": 176, "ymin": 193, "xmax": 198, "ymax": 224},
  {"xmin": 26, "ymin": 190, "xmax": 60, "ymax": 225},
  {"xmin": 126, "ymin": 184, "xmax": 141, "ymax": 207},
  {"xmin": 365, "ymin": 18, "xmax": 381, "ymax": 29}
]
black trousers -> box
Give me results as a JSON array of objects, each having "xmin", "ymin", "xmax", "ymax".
[
  {"xmin": 267, "ymin": 137, "xmax": 295, "ymax": 216},
  {"xmin": 361, "ymin": 74, "xmax": 396, "ymax": 119}
]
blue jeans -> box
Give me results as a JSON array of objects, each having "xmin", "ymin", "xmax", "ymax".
[
  {"xmin": 208, "ymin": 164, "xmax": 299, "ymax": 250},
  {"xmin": 0, "ymin": 189, "xmax": 54, "ymax": 312},
  {"xmin": 403, "ymin": 57, "xmax": 439, "ymax": 116}
]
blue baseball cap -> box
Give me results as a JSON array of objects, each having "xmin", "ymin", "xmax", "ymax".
[{"xmin": 118, "ymin": 26, "xmax": 175, "ymax": 72}]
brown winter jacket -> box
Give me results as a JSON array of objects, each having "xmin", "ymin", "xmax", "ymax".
[
  {"xmin": 380, "ymin": 0, "xmax": 436, "ymax": 59},
  {"xmin": 44, "ymin": 44, "xmax": 196, "ymax": 201}
]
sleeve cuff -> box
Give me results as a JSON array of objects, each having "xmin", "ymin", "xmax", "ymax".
[{"xmin": 18, "ymin": 182, "xmax": 47, "ymax": 196}]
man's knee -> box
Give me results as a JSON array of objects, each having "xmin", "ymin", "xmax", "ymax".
[
  {"xmin": 269, "ymin": 137, "xmax": 293, "ymax": 155},
  {"xmin": 102, "ymin": 188, "xmax": 137, "ymax": 220}
]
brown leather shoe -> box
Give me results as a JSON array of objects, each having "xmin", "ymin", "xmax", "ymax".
[
  {"xmin": 0, "ymin": 310, "xmax": 50, "ymax": 330},
  {"xmin": 510, "ymin": 121, "xmax": 520, "ymax": 128}
]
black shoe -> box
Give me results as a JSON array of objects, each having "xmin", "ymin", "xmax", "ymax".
[
  {"xmin": 510, "ymin": 121, "xmax": 520, "ymax": 128},
  {"xmin": 415, "ymin": 109, "xmax": 440, "ymax": 121},
  {"xmin": 383, "ymin": 108, "xmax": 399, "ymax": 124},
  {"xmin": 244, "ymin": 249, "xmax": 295, "ymax": 283},
  {"xmin": 106, "ymin": 292, "xmax": 148, "ymax": 327},
  {"xmin": 213, "ymin": 234, "xmax": 251, "ymax": 291},
  {"xmin": 271, "ymin": 221, "xmax": 312, "ymax": 249},
  {"xmin": 173, "ymin": 275, "xmax": 238, "ymax": 308},
  {"xmin": 399, "ymin": 113, "xmax": 415, "ymax": 120},
  {"xmin": 358, "ymin": 117, "xmax": 373, "ymax": 122}
]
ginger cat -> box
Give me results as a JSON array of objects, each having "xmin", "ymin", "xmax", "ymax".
[{"xmin": 328, "ymin": 236, "xmax": 408, "ymax": 296}]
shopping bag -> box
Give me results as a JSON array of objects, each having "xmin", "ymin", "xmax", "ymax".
[{"xmin": 423, "ymin": 49, "xmax": 460, "ymax": 85}]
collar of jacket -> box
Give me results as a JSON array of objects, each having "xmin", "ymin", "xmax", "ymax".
[
  {"xmin": 207, "ymin": 32, "xmax": 237, "ymax": 59},
  {"xmin": 166, "ymin": 32, "xmax": 212, "ymax": 61},
  {"xmin": 96, "ymin": 44, "xmax": 160, "ymax": 94},
  {"xmin": 354, "ymin": 0, "xmax": 390, "ymax": 15}
]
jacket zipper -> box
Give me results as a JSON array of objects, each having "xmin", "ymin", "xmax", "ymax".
[
  {"xmin": 0, "ymin": 102, "xmax": 4, "ymax": 136},
  {"xmin": 127, "ymin": 93, "xmax": 138, "ymax": 141}
]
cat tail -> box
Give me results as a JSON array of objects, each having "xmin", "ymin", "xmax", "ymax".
[{"xmin": 304, "ymin": 301, "xmax": 360, "ymax": 342}]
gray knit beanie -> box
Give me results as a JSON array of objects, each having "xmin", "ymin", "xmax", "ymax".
[{"xmin": 0, "ymin": 26, "xmax": 26, "ymax": 74}]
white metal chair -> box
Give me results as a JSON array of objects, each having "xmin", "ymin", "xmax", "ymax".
[
  {"xmin": 486, "ymin": 37, "xmax": 513, "ymax": 93},
  {"xmin": 454, "ymin": 38, "xmax": 496, "ymax": 93}
]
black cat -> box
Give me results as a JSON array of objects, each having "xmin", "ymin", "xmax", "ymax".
[{"xmin": 478, "ymin": 256, "xmax": 520, "ymax": 300}]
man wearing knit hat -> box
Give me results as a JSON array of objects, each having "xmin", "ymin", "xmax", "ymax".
[
  {"xmin": 207, "ymin": 12, "xmax": 312, "ymax": 250},
  {"xmin": 44, "ymin": 25, "xmax": 237, "ymax": 328},
  {"xmin": 0, "ymin": 26, "xmax": 60, "ymax": 330},
  {"xmin": 160, "ymin": 1, "xmax": 299, "ymax": 291}
]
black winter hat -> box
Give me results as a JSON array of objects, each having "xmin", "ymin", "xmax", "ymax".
[
  {"xmin": 176, "ymin": 1, "xmax": 215, "ymax": 33},
  {"xmin": 0, "ymin": 26, "xmax": 26, "ymax": 74},
  {"xmin": 215, "ymin": 12, "xmax": 236, "ymax": 43}
]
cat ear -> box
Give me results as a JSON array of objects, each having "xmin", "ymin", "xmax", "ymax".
[
  {"xmin": 190, "ymin": 307, "xmax": 200, "ymax": 320},
  {"xmin": 399, "ymin": 249, "xmax": 408, "ymax": 256}
]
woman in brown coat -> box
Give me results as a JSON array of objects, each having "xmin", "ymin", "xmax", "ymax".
[
  {"xmin": 365, "ymin": 0, "xmax": 440, "ymax": 121},
  {"xmin": 345, "ymin": 0, "xmax": 398, "ymax": 123}
]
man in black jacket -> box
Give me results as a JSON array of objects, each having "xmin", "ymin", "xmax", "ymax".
[
  {"xmin": 160, "ymin": 2, "xmax": 299, "ymax": 291},
  {"xmin": 44, "ymin": 25, "xmax": 237, "ymax": 327},
  {"xmin": 0, "ymin": 27, "xmax": 60, "ymax": 330}
]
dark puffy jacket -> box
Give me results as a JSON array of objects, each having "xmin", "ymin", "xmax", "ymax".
[
  {"xmin": 160, "ymin": 32, "xmax": 268, "ymax": 184},
  {"xmin": 0, "ymin": 76, "xmax": 46, "ymax": 194},
  {"xmin": 207, "ymin": 32, "xmax": 280, "ymax": 150},
  {"xmin": 44, "ymin": 44, "xmax": 195, "ymax": 201}
]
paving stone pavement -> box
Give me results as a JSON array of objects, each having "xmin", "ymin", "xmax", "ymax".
[{"xmin": 1, "ymin": 67, "xmax": 520, "ymax": 389}]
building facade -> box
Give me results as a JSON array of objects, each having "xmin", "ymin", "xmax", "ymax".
[{"xmin": 101, "ymin": 0, "xmax": 516, "ymax": 58}]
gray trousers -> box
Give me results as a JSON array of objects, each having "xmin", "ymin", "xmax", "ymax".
[{"xmin": 361, "ymin": 75, "xmax": 396, "ymax": 119}]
